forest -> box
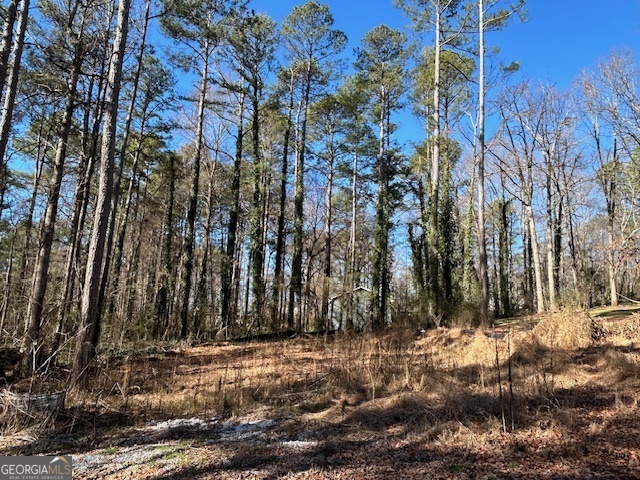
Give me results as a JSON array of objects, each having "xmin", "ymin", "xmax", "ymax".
[{"xmin": 0, "ymin": 0, "xmax": 638, "ymax": 386}]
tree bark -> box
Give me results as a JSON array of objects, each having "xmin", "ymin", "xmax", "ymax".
[
  {"xmin": 477, "ymin": 0, "xmax": 490, "ymax": 323},
  {"xmin": 72, "ymin": 0, "xmax": 131, "ymax": 388},
  {"xmin": 428, "ymin": 6, "xmax": 442, "ymax": 317},
  {"xmin": 105, "ymin": 0, "xmax": 152, "ymax": 320},
  {"xmin": 249, "ymin": 83, "xmax": 265, "ymax": 327},
  {"xmin": 53, "ymin": 62, "xmax": 107, "ymax": 358},
  {"xmin": 272, "ymin": 70, "xmax": 294, "ymax": 330},
  {"xmin": 154, "ymin": 153, "xmax": 177, "ymax": 339},
  {"xmin": 0, "ymin": 0, "xmax": 30, "ymax": 219},
  {"xmin": 221, "ymin": 93, "xmax": 244, "ymax": 334},
  {"xmin": 289, "ymin": 61, "xmax": 311, "ymax": 332},
  {"xmin": 0, "ymin": 232, "xmax": 15, "ymax": 334},
  {"xmin": 608, "ymin": 218, "xmax": 618, "ymax": 307},
  {"xmin": 0, "ymin": 0, "xmax": 18, "ymax": 96},
  {"xmin": 25, "ymin": 58, "xmax": 82, "ymax": 366},
  {"xmin": 321, "ymin": 149, "xmax": 334, "ymax": 330},
  {"xmin": 462, "ymin": 171, "xmax": 476, "ymax": 303},
  {"xmin": 545, "ymin": 154, "xmax": 557, "ymax": 311},
  {"xmin": 527, "ymin": 205, "xmax": 545, "ymax": 313},
  {"xmin": 346, "ymin": 148, "xmax": 359, "ymax": 330},
  {"xmin": 498, "ymin": 199, "xmax": 511, "ymax": 316},
  {"xmin": 194, "ymin": 165, "xmax": 215, "ymax": 338},
  {"xmin": 179, "ymin": 41, "xmax": 210, "ymax": 340},
  {"xmin": 371, "ymin": 84, "xmax": 390, "ymax": 330},
  {"xmin": 17, "ymin": 121, "xmax": 48, "ymax": 313}
]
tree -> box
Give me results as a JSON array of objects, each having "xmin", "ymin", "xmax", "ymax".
[
  {"xmin": 533, "ymin": 85, "xmax": 578, "ymax": 311},
  {"xmin": 475, "ymin": 0, "xmax": 526, "ymax": 322},
  {"xmin": 8, "ymin": 105, "xmax": 51, "ymax": 334},
  {"xmin": 281, "ymin": 1, "xmax": 346, "ymax": 331},
  {"xmin": 354, "ymin": 24, "xmax": 408, "ymax": 329},
  {"xmin": 410, "ymin": 47, "xmax": 473, "ymax": 318},
  {"xmin": 309, "ymin": 93, "xmax": 348, "ymax": 329},
  {"xmin": 496, "ymin": 81, "xmax": 545, "ymax": 313},
  {"xmin": 396, "ymin": 0, "xmax": 473, "ymax": 321},
  {"xmin": 220, "ymin": 88, "xmax": 245, "ymax": 334},
  {"xmin": 0, "ymin": 0, "xmax": 18, "ymax": 96},
  {"xmin": 336, "ymin": 76, "xmax": 374, "ymax": 331},
  {"xmin": 153, "ymin": 151, "xmax": 181, "ymax": 339},
  {"xmin": 53, "ymin": 23, "xmax": 113, "ymax": 358},
  {"xmin": 0, "ymin": 0, "xmax": 30, "ymax": 217},
  {"xmin": 24, "ymin": 0, "xmax": 104, "ymax": 368},
  {"xmin": 105, "ymin": 0, "xmax": 161, "ymax": 323},
  {"xmin": 225, "ymin": 10, "xmax": 278, "ymax": 328},
  {"xmin": 578, "ymin": 50, "xmax": 640, "ymax": 307},
  {"xmin": 72, "ymin": 0, "xmax": 132, "ymax": 388},
  {"xmin": 270, "ymin": 68, "xmax": 296, "ymax": 330},
  {"xmin": 161, "ymin": 0, "xmax": 244, "ymax": 339}
]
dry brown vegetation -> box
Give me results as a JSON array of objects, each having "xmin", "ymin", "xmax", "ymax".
[{"xmin": 2, "ymin": 309, "xmax": 640, "ymax": 479}]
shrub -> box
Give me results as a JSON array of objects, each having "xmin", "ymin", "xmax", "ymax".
[{"xmin": 532, "ymin": 310, "xmax": 602, "ymax": 350}]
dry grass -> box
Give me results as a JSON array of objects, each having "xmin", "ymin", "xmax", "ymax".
[
  {"xmin": 604, "ymin": 312, "xmax": 640, "ymax": 344},
  {"xmin": 72, "ymin": 312, "xmax": 637, "ymax": 423},
  {"xmin": 531, "ymin": 310, "xmax": 602, "ymax": 350},
  {"xmin": 3, "ymin": 308, "xmax": 640, "ymax": 476}
]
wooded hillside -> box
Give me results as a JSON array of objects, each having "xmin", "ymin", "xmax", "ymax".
[{"xmin": 0, "ymin": 0, "xmax": 638, "ymax": 384}]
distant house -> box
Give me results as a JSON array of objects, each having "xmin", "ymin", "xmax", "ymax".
[{"xmin": 329, "ymin": 286, "xmax": 371, "ymax": 331}]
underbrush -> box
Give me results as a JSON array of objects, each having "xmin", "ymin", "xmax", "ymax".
[{"xmin": 3, "ymin": 309, "xmax": 639, "ymax": 452}]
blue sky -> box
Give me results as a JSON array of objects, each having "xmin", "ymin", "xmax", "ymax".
[
  {"xmin": 249, "ymin": 0, "xmax": 640, "ymax": 150},
  {"xmin": 251, "ymin": 0, "xmax": 640, "ymax": 89},
  {"xmin": 499, "ymin": 1, "xmax": 640, "ymax": 87}
]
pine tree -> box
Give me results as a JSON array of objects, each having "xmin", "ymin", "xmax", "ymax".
[{"xmin": 281, "ymin": 1, "xmax": 346, "ymax": 330}]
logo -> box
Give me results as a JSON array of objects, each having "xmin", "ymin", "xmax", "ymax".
[{"xmin": 0, "ymin": 456, "xmax": 72, "ymax": 480}]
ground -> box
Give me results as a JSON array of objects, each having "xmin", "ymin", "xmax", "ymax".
[{"xmin": 1, "ymin": 307, "xmax": 640, "ymax": 479}]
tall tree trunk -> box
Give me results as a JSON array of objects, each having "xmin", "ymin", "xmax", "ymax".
[
  {"xmin": 527, "ymin": 204, "xmax": 545, "ymax": 313},
  {"xmin": 53, "ymin": 65, "xmax": 107, "ymax": 358},
  {"xmin": 428, "ymin": 6, "xmax": 442, "ymax": 317},
  {"xmin": 563, "ymin": 181, "xmax": 580, "ymax": 291},
  {"xmin": 180, "ymin": 42, "xmax": 210, "ymax": 340},
  {"xmin": 249, "ymin": 86, "xmax": 265, "ymax": 327},
  {"xmin": 545, "ymin": 156, "xmax": 557, "ymax": 311},
  {"xmin": 154, "ymin": 152, "xmax": 177, "ymax": 339},
  {"xmin": 221, "ymin": 93, "xmax": 244, "ymax": 334},
  {"xmin": 553, "ymin": 198, "xmax": 563, "ymax": 296},
  {"xmin": 111, "ymin": 142, "xmax": 142, "ymax": 316},
  {"xmin": 194, "ymin": 168, "xmax": 215, "ymax": 338},
  {"xmin": 608, "ymin": 217, "xmax": 618, "ymax": 307},
  {"xmin": 477, "ymin": 0, "xmax": 490, "ymax": 323},
  {"xmin": 321, "ymin": 152, "xmax": 334, "ymax": 330},
  {"xmin": 491, "ymin": 227, "xmax": 500, "ymax": 315},
  {"xmin": 371, "ymin": 86, "xmax": 389, "ymax": 330},
  {"xmin": 25, "ymin": 59, "xmax": 81, "ymax": 366},
  {"xmin": 0, "ymin": 0, "xmax": 29, "ymax": 219},
  {"xmin": 18, "ymin": 123, "xmax": 48, "ymax": 309},
  {"xmin": 272, "ymin": 71, "xmax": 294, "ymax": 330},
  {"xmin": 104, "ymin": 0, "xmax": 151, "ymax": 321},
  {"xmin": 0, "ymin": 232, "xmax": 15, "ymax": 334},
  {"xmin": 346, "ymin": 149, "xmax": 358, "ymax": 330},
  {"xmin": 606, "ymin": 141, "xmax": 618, "ymax": 308},
  {"xmin": 72, "ymin": 0, "xmax": 131, "ymax": 388},
  {"xmin": 123, "ymin": 186, "xmax": 143, "ymax": 333},
  {"xmin": 440, "ymin": 143, "xmax": 453, "ymax": 307},
  {"xmin": 462, "ymin": 172, "xmax": 476, "ymax": 302},
  {"xmin": 498, "ymin": 199, "xmax": 511, "ymax": 316},
  {"xmin": 521, "ymin": 202, "xmax": 534, "ymax": 310},
  {"xmin": 289, "ymin": 62, "xmax": 311, "ymax": 332},
  {"xmin": 0, "ymin": 0, "xmax": 18, "ymax": 96}
]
